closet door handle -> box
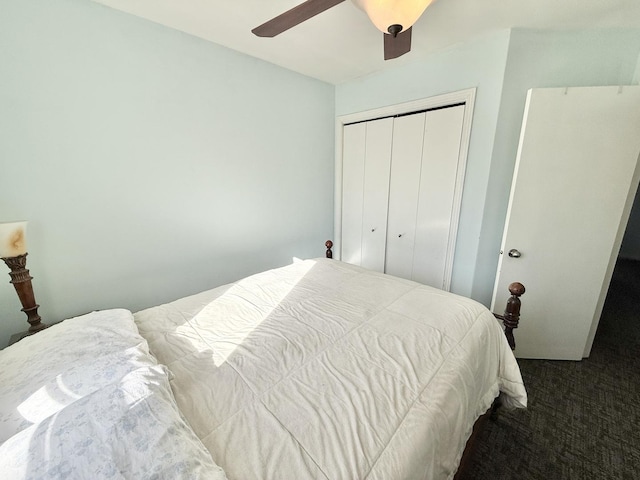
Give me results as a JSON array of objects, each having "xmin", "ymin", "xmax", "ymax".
[
  {"xmin": 398, "ymin": 233, "xmax": 403, "ymax": 238},
  {"xmin": 371, "ymin": 228, "xmax": 376, "ymax": 232}
]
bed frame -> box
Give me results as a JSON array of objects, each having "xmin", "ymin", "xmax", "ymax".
[
  {"xmin": 20, "ymin": 241, "xmax": 523, "ymax": 478},
  {"xmin": 324, "ymin": 240, "xmax": 524, "ymax": 479}
]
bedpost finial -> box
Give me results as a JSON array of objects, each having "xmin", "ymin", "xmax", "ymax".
[
  {"xmin": 508, "ymin": 282, "xmax": 525, "ymax": 297},
  {"xmin": 325, "ymin": 240, "xmax": 333, "ymax": 259}
]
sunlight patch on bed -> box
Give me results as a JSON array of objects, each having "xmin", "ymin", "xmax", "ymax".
[
  {"xmin": 17, "ymin": 375, "xmax": 83, "ymax": 424},
  {"xmin": 186, "ymin": 260, "xmax": 317, "ymax": 367}
]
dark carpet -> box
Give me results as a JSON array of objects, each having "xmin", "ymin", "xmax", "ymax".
[{"xmin": 461, "ymin": 259, "xmax": 640, "ymax": 480}]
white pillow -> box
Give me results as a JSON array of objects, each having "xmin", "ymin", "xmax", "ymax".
[
  {"xmin": 0, "ymin": 365, "xmax": 227, "ymax": 479},
  {"xmin": 0, "ymin": 309, "xmax": 157, "ymax": 443}
]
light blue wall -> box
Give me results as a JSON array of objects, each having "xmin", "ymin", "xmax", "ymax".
[
  {"xmin": 0, "ymin": 0, "xmax": 335, "ymax": 347},
  {"xmin": 336, "ymin": 30, "xmax": 512, "ymax": 299}
]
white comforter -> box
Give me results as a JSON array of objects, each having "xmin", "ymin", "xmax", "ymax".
[{"xmin": 135, "ymin": 258, "xmax": 527, "ymax": 480}]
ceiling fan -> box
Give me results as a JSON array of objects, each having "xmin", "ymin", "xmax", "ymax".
[{"xmin": 252, "ymin": 0, "xmax": 433, "ymax": 60}]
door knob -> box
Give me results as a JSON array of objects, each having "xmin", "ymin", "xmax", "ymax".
[{"xmin": 508, "ymin": 249, "xmax": 522, "ymax": 258}]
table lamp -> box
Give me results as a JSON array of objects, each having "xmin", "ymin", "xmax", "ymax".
[{"xmin": 0, "ymin": 222, "xmax": 47, "ymax": 334}]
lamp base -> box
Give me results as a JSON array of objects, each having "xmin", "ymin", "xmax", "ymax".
[
  {"xmin": 2, "ymin": 253, "xmax": 47, "ymax": 334},
  {"xmin": 23, "ymin": 305, "xmax": 47, "ymax": 334}
]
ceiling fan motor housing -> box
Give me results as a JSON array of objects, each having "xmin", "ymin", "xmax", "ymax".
[{"xmin": 387, "ymin": 24, "xmax": 403, "ymax": 37}]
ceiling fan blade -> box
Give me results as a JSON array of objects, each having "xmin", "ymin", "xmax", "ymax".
[
  {"xmin": 252, "ymin": 0, "xmax": 346, "ymax": 37},
  {"xmin": 384, "ymin": 27, "xmax": 412, "ymax": 60}
]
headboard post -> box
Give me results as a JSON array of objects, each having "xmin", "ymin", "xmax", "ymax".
[{"xmin": 325, "ymin": 240, "xmax": 333, "ymax": 259}]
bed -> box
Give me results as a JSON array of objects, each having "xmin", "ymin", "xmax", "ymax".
[{"xmin": 0, "ymin": 248, "xmax": 527, "ymax": 479}]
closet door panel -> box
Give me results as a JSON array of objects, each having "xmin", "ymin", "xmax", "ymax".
[
  {"xmin": 413, "ymin": 105, "xmax": 465, "ymax": 288},
  {"xmin": 385, "ymin": 113, "xmax": 426, "ymax": 279},
  {"xmin": 341, "ymin": 123, "xmax": 367, "ymax": 265},
  {"xmin": 361, "ymin": 117, "xmax": 394, "ymax": 272}
]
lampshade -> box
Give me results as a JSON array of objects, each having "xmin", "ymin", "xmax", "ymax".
[
  {"xmin": 353, "ymin": 0, "xmax": 433, "ymax": 34},
  {"xmin": 0, "ymin": 221, "xmax": 28, "ymax": 258}
]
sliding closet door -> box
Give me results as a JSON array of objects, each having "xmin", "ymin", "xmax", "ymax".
[
  {"xmin": 360, "ymin": 118, "xmax": 393, "ymax": 272},
  {"xmin": 341, "ymin": 123, "xmax": 366, "ymax": 265},
  {"xmin": 384, "ymin": 105, "xmax": 465, "ymax": 288},
  {"xmin": 340, "ymin": 102, "xmax": 467, "ymax": 285},
  {"xmin": 341, "ymin": 118, "xmax": 393, "ymax": 272},
  {"xmin": 412, "ymin": 105, "xmax": 465, "ymax": 289},
  {"xmin": 385, "ymin": 113, "xmax": 426, "ymax": 279}
]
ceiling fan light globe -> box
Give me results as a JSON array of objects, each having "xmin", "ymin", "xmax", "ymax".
[{"xmin": 353, "ymin": 0, "xmax": 432, "ymax": 34}]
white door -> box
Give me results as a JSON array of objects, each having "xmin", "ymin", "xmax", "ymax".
[
  {"xmin": 492, "ymin": 86, "xmax": 640, "ymax": 360},
  {"xmin": 413, "ymin": 105, "xmax": 465, "ymax": 289},
  {"xmin": 341, "ymin": 118, "xmax": 393, "ymax": 272},
  {"xmin": 385, "ymin": 113, "xmax": 426, "ymax": 279},
  {"xmin": 360, "ymin": 118, "xmax": 394, "ymax": 272},
  {"xmin": 341, "ymin": 122, "xmax": 366, "ymax": 266},
  {"xmin": 384, "ymin": 106, "xmax": 466, "ymax": 289}
]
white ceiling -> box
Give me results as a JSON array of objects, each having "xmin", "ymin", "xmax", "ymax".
[{"xmin": 93, "ymin": 0, "xmax": 640, "ymax": 85}]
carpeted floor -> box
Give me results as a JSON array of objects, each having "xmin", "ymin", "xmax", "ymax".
[{"xmin": 461, "ymin": 259, "xmax": 640, "ymax": 479}]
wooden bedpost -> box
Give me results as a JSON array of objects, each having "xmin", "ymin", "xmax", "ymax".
[
  {"xmin": 494, "ymin": 282, "xmax": 525, "ymax": 351},
  {"xmin": 489, "ymin": 282, "xmax": 525, "ymax": 422},
  {"xmin": 325, "ymin": 240, "xmax": 333, "ymax": 259}
]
